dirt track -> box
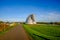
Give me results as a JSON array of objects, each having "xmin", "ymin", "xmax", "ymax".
[{"xmin": 0, "ymin": 25, "xmax": 29, "ymax": 40}]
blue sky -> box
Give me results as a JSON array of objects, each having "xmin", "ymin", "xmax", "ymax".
[{"xmin": 0, "ymin": 0, "xmax": 60, "ymax": 22}]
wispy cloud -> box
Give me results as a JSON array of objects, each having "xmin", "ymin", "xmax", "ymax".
[
  {"xmin": 48, "ymin": 13, "xmax": 60, "ymax": 20},
  {"xmin": 37, "ymin": 12, "xmax": 60, "ymax": 22}
]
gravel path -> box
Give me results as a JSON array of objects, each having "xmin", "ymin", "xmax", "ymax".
[{"xmin": 0, "ymin": 25, "xmax": 29, "ymax": 40}]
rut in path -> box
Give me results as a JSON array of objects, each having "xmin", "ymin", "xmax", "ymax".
[{"xmin": 0, "ymin": 25, "xmax": 29, "ymax": 40}]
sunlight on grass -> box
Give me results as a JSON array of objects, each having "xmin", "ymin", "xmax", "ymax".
[{"xmin": 23, "ymin": 24, "xmax": 60, "ymax": 40}]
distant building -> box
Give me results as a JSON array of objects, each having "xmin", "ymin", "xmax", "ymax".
[{"xmin": 26, "ymin": 14, "xmax": 36, "ymax": 24}]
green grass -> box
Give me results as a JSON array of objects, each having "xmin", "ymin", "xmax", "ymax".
[{"xmin": 23, "ymin": 24, "xmax": 60, "ymax": 40}]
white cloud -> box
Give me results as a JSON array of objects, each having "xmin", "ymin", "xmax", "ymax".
[
  {"xmin": 37, "ymin": 12, "xmax": 60, "ymax": 22},
  {"xmin": 48, "ymin": 13, "xmax": 60, "ymax": 20}
]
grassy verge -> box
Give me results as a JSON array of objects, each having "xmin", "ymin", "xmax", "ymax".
[
  {"xmin": 0, "ymin": 26, "xmax": 14, "ymax": 36},
  {"xmin": 0, "ymin": 24, "xmax": 18, "ymax": 36},
  {"xmin": 23, "ymin": 24, "xmax": 60, "ymax": 40}
]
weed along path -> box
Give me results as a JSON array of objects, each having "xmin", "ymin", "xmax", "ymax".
[{"xmin": 0, "ymin": 24, "xmax": 29, "ymax": 40}]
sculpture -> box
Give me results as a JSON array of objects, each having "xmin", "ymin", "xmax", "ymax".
[{"xmin": 26, "ymin": 14, "xmax": 36, "ymax": 24}]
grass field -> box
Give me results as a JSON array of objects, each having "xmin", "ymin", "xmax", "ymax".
[{"xmin": 23, "ymin": 24, "xmax": 60, "ymax": 40}]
